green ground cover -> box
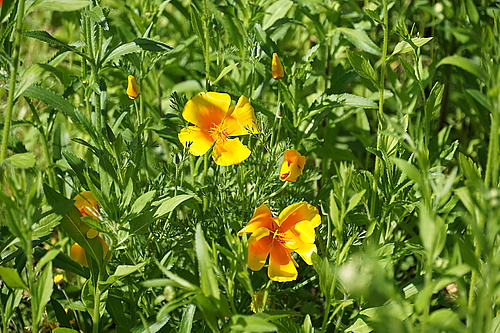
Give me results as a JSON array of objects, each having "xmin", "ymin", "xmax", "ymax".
[{"xmin": 0, "ymin": 0, "xmax": 499, "ymax": 332}]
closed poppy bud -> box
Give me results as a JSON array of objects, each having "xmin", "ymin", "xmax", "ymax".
[
  {"xmin": 127, "ymin": 75, "xmax": 140, "ymax": 99},
  {"xmin": 279, "ymin": 150, "xmax": 306, "ymax": 182},
  {"xmin": 271, "ymin": 53, "xmax": 284, "ymax": 80}
]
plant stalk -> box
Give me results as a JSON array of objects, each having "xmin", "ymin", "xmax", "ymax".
[{"xmin": 1, "ymin": 0, "xmax": 27, "ymax": 163}]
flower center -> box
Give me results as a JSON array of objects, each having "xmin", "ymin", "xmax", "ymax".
[
  {"xmin": 209, "ymin": 122, "xmax": 230, "ymax": 143},
  {"xmin": 272, "ymin": 230, "xmax": 289, "ymax": 245}
]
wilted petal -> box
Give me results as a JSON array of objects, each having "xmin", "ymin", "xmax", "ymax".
[
  {"xmin": 268, "ymin": 244, "xmax": 297, "ymax": 282},
  {"xmin": 225, "ymin": 95, "xmax": 259, "ymax": 136},
  {"xmin": 212, "ymin": 138, "xmax": 251, "ymax": 166},
  {"xmin": 182, "ymin": 92, "xmax": 230, "ymax": 130},
  {"xmin": 238, "ymin": 204, "xmax": 274, "ymax": 236},
  {"xmin": 247, "ymin": 228, "xmax": 272, "ymax": 271},
  {"xmin": 178, "ymin": 126, "xmax": 214, "ymax": 156}
]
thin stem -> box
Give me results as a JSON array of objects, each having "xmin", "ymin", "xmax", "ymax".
[
  {"xmin": 203, "ymin": 0, "xmax": 211, "ymax": 91},
  {"xmin": 370, "ymin": 0, "xmax": 389, "ymax": 220},
  {"xmin": 1, "ymin": 0, "xmax": 27, "ymax": 163}
]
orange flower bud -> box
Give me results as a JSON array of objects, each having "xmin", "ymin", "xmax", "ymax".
[
  {"xmin": 279, "ymin": 150, "xmax": 306, "ymax": 182},
  {"xmin": 127, "ymin": 75, "xmax": 140, "ymax": 99},
  {"xmin": 271, "ymin": 53, "xmax": 284, "ymax": 80}
]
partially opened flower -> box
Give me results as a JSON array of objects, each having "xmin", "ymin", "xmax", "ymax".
[
  {"xmin": 272, "ymin": 53, "xmax": 284, "ymax": 80},
  {"xmin": 238, "ymin": 202, "xmax": 321, "ymax": 282},
  {"xmin": 73, "ymin": 191, "xmax": 99, "ymax": 239},
  {"xmin": 279, "ymin": 150, "xmax": 306, "ymax": 182},
  {"xmin": 178, "ymin": 92, "xmax": 259, "ymax": 166},
  {"xmin": 127, "ymin": 75, "xmax": 140, "ymax": 99},
  {"xmin": 70, "ymin": 236, "xmax": 109, "ymax": 267}
]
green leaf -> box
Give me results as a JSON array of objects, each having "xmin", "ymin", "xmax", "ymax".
[
  {"xmin": 33, "ymin": 211, "xmax": 62, "ymax": 239},
  {"xmin": 360, "ymin": 300, "xmax": 413, "ymax": 321},
  {"xmin": 130, "ymin": 313, "xmax": 171, "ymax": 333},
  {"xmin": 326, "ymin": 93, "xmax": 378, "ymax": 109},
  {"xmin": 101, "ymin": 262, "xmax": 147, "ymax": 286},
  {"xmin": 392, "ymin": 37, "xmax": 433, "ymax": 56},
  {"xmin": 429, "ymin": 309, "xmax": 467, "ymax": 333},
  {"xmin": 23, "ymin": 30, "xmax": 87, "ymax": 58},
  {"xmin": 0, "ymin": 267, "xmax": 28, "ymax": 290},
  {"xmin": 337, "ymin": 27, "xmax": 381, "ymax": 56},
  {"xmin": 133, "ymin": 38, "xmax": 172, "ymax": 52},
  {"xmin": 345, "ymin": 318, "xmax": 372, "ymax": 333},
  {"xmin": 4, "ymin": 152, "xmax": 35, "ymax": 168},
  {"xmin": 437, "ymin": 55, "xmax": 488, "ymax": 82},
  {"xmin": 346, "ymin": 190, "xmax": 366, "ymax": 214},
  {"xmin": 154, "ymin": 195, "xmax": 196, "ymax": 218},
  {"xmin": 15, "ymin": 63, "xmax": 62, "ymax": 99},
  {"xmin": 53, "ymin": 328, "xmax": 80, "ymax": 333},
  {"xmin": 32, "ymin": 262, "xmax": 53, "ymax": 328},
  {"xmin": 212, "ymin": 62, "xmax": 239, "ymax": 85},
  {"xmin": 195, "ymin": 224, "xmax": 219, "ymax": 300},
  {"xmin": 43, "ymin": 184, "xmax": 104, "ymax": 264},
  {"xmin": 302, "ymin": 315, "xmax": 313, "ymax": 333},
  {"xmin": 392, "ymin": 158, "xmax": 423, "ymax": 186},
  {"xmin": 84, "ymin": 5, "xmax": 109, "ymax": 30},
  {"xmin": 230, "ymin": 314, "xmax": 278, "ymax": 332},
  {"xmin": 103, "ymin": 42, "xmax": 142, "ymax": 65},
  {"xmin": 179, "ymin": 304, "xmax": 196, "ymax": 333},
  {"xmin": 262, "ymin": 0, "xmax": 293, "ymax": 30},
  {"xmin": 131, "ymin": 190, "xmax": 156, "ymax": 215},
  {"xmin": 30, "ymin": 0, "xmax": 91, "ymax": 12},
  {"xmin": 346, "ymin": 49, "xmax": 378, "ymax": 87}
]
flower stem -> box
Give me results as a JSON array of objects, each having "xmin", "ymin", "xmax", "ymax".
[
  {"xmin": 0, "ymin": 0, "xmax": 26, "ymax": 163},
  {"xmin": 370, "ymin": 0, "xmax": 389, "ymax": 219}
]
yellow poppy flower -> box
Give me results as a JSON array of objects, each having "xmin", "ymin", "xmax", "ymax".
[
  {"xmin": 279, "ymin": 150, "xmax": 306, "ymax": 182},
  {"xmin": 127, "ymin": 75, "xmax": 140, "ymax": 99},
  {"xmin": 73, "ymin": 191, "xmax": 99, "ymax": 239},
  {"xmin": 238, "ymin": 202, "xmax": 321, "ymax": 282},
  {"xmin": 70, "ymin": 236, "xmax": 109, "ymax": 268},
  {"xmin": 178, "ymin": 92, "xmax": 259, "ymax": 166},
  {"xmin": 272, "ymin": 53, "xmax": 284, "ymax": 80}
]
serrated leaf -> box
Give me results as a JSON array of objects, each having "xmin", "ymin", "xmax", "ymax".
[
  {"xmin": 23, "ymin": 30, "xmax": 87, "ymax": 58},
  {"xmin": 15, "ymin": 63, "xmax": 62, "ymax": 99},
  {"xmin": 5, "ymin": 152, "xmax": 35, "ymax": 168},
  {"xmin": 437, "ymin": 55, "xmax": 488, "ymax": 82},
  {"xmin": 346, "ymin": 49, "xmax": 378, "ymax": 87},
  {"xmin": 337, "ymin": 27, "xmax": 381, "ymax": 56},
  {"xmin": 392, "ymin": 37, "xmax": 433, "ymax": 56}
]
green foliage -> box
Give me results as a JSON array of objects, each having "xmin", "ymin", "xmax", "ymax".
[{"xmin": 0, "ymin": 0, "xmax": 499, "ymax": 332}]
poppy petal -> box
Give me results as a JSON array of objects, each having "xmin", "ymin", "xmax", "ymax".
[
  {"xmin": 238, "ymin": 204, "xmax": 274, "ymax": 236},
  {"xmin": 279, "ymin": 162, "xmax": 302, "ymax": 182},
  {"xmin": 178, "ymin": 126, "xmax": 214, "ymax": 156},
  {"xmin": 74, "ymin": 191, "xmax": 99, "ymax": 220},
  {"xmin": 278, "ymin": 202, "xmax": 320, "ymax": 231},
  {"xmin": 268, "ymin": 244, "xmax": 297, "ymax": 282},
  {"xmin": 225, "ymin": 95, "xmax": 259, "ymax": 136},
  {"xmin": 212, "ymin": 138, "xmax": 251, "ymax": 166},
  {"xmin": 182, "ymin": 92, "xmax": 230, "ymax": 130},
  {"xmin": 247, "ymin": 228, "xmax": 272, "ymax": 271},
  {"xmin": 293, "ymin": 242, "xmax": 317, "ymax": 265}
]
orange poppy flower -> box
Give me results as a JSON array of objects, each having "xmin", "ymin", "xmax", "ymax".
[
  {"xmin": 279, "ymin": 150, "xmax": 306, "ymax": 182},
  {"xmin": 70, "ymin": 236, "xmax": 109, "ymax": 267},
  {"xmin": 178, "ymin": 92, "xmax": 259, "ymax": 166},
  {"xmin": 73, "ymin": 191, "xmax": 99, "ymax": 239},
  {"xmin": 238, "ymin": 202, "xmax": 321, "ymax": 282},
  {"xmin": 272, "ymin": 53, "xmax": 284, "ymax": 80},
  {"xmin": 127, "ymin": 75, "xmax": 140, "ymax": 99}
]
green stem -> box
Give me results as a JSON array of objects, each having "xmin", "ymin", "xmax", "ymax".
[
  {"xmin": 203, "ymin": 0, "xmax": 211, "ymax": 90},
  {"xmin": 0, "ymin": 0, "xmax": 27, "ymax": 163},
  {"xmin": 370, "ymin": 0, "xmax": 389, "ymax": 220},
  {"xmin": 92, "ymin": 271, "xmax": 102, "ymax": 333}
]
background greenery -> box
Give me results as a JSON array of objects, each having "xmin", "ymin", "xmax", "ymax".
[{"xmin": 0, "ymin": 0, "xmax": 499, "ymax": 332}]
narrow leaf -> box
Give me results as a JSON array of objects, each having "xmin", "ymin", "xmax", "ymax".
[{"xmin": 437, "ymin": 55, "xmax": 488, "ymax": 81}]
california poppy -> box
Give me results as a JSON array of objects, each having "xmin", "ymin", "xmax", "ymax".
[
  {"xmin": 127, "ymin": 75, "xmax": 140, "ymax": 99},
  {"xmin": 238, "ymin": 202, "xmax": 321, "ymax": 282},
  {"xmin": 272, "ymin": 53, "xmax": 284, "ymax": 80},
  {"xmin": 73, "ymin": 191, "xmax": 99, "ymax": 239},
  {"xmin": 178, "ymin": 92, "xmax": 258, "ymax": 166},
  {"xmin": 279, "ymin": 150, "xmax": 306, "ymax": 182},
  {"xmin": 70, "ymin": 236, "xmax": 109, "ymax": 267}
]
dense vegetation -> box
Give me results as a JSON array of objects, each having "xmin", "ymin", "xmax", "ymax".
[{"xmin": 0, "ymin": 0, "xmax": 498, "ymax": 332}]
